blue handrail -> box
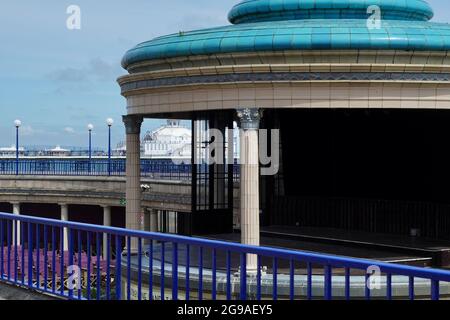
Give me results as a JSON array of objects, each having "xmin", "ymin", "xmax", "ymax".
[
  {"xmin": 0, "ymin": 158, "xmax": 240, "ymax": 182},
  {"xmin": 0, "ymin": 212, "xmax": 449, "ymax": 300},
  {"xmin": 0, "ymin": 159, "xmax": 194, "ymax": 180}
]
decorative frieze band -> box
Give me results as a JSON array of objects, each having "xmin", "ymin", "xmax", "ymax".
[{"xmin": 121, "ymin": 72, "xmax": 450, "ymax": 94}]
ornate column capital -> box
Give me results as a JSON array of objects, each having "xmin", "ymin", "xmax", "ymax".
[
  {"xmin": 236, "ymin": 108, "xmax": 262, "ymax": 130},
  {"xmin": 122, "ymin": 115, "xmax": 143, "ymax": 135}
]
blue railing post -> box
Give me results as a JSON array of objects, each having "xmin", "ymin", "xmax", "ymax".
[
  {"xmin": 149, "ymin": 241, "xmax": 153, "ymax": 301},
  {"xmin": 172, "ymin": 243, "xmax": 178, "ymax": 300},
  {"xmin": 273, "ymin": 258, "xmax": 278, "ymax": 300},
  {"xmin": 43, "ymin": 226, "xmax": 48, "ymax": 292},
  {"xmin": 307, "ymin": 262, "xmax": 312, "ymax": 300},
  {"xmin": 0, "ymin": 220, "xmax": 3, "ymax": 279},
  {"xmin": 68, "ymin": 229, "xmax": 74, "ymax": 298},
  {"xmin": 257, "ymin": 255, "xmax": 262, "ymax": 300},
  {"xmin": 431, "ymin": 279, "xmax": 440, "ymax": 301},
  {"xmin": 161, "ymin": 242, "xmax": 166, "ymax": 301},
  {"xmin": 106, "ymin": 233, "xmax": 111, "ymax": 299},
  {"xmin": 386, "ymin": 273, "xmax": 392, "ymax": 300},
  {"xmin": 289, "ymin": 259, "xmax": 294, "ymax": 300},
  {"xmin": 240, "ymin": 253, "xmax": 247, "ymax": 300},
  {"xmin": 345, "ymin": 267, "xmax": 351, "ymax": 300},
  {"xmin": 51, "ymin": 227, "xmax": 56, "ymax": 293},
  {"xmin": 365, "ymin": 273, "xmax": 371, "ymax": 300},
  {"xmin": 96, "ymin": 233, "xmax": 101, "ymax": 300},
  {"xmin": 126, "ymin": 236, "xmax": 131, "ymax": 300},
  {"xmin": 115, "ymin": 235, "xmax": 122, "ymax": 300},
  {"xmin": 212, "ymin": 248, "xmax": 217, "ymax": 300},
  {"xmin": 185, "ymin": 244, "xmax": 190, "ymax": 301},
  {"xmin": 137, "ymin": 238, "xmax": 142, "ymax": 301},
  {"xmin": 198, "ymin": 246, "xmax": 203, "ymax": 300},
  {"xmin": 226, "ymin": 251, "xmax": 231, "ymax": 300},
  {"xmin": 324, "ymin": 265, "xmax": 332, "ymax": 300},
  {"xmin": 27, "ymin": 223, "xmax": 33, "ymax": 288},
  {"xmin": 86, "ymin": 232, "xmax": 91, "ymax": 300},
  {"xmin": 409, "ymin": 276, "xmax": 415, "ymax": 301}
]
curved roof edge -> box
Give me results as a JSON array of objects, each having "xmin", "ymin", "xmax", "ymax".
[
  {"xmin": 228, "ymin": 0, "xmax": 434, "ymax": 24},
  {"xmin": 121, "ymin": 19, "xmax": 450, "ymax": 70}
]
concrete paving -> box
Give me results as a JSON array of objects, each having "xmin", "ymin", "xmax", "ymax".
[{"xmin": 0, "ymin": 283, "xmax": 59, "ymax": 300}]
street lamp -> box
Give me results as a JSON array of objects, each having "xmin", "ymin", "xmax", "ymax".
[
  {"xmin": 106, "ymin": 118, "xmax": 114, "ymax": 176},
  {"xmin": 87, "ymin": 124, "xmax": 94, "ymax": 173},
  {"xmin": 14, "ymin": 120, "xmax": 21, "ymax": 175}
]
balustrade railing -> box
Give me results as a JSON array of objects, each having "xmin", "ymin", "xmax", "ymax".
[
  {"xmin": 1, "ymin": 212, "xmax": 450, "ymax": 300},
  {"xmin": 0, "ymin": 159, "xmax": 192, "ymax": 181}
]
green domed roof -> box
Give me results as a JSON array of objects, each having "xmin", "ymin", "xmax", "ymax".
[
  {"xmin": 122, "ymin": 0, "xmax": 450, "ymax": 70},
  {"xmin": 228, "ymin": 0, "xmax": 434, "ymax": 24}
]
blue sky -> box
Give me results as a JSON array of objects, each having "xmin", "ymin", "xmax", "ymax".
[{"xmin": 0, "ymin": 0, "xmax": 449, "ymax": 149}]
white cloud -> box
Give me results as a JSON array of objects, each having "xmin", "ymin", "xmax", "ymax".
[
  {"xmin": 47, "ymin": 58, "xmax": 122, "ymax": 83},
  {"xmin": 64, "ymin": 127, "xmax": 76, "ymax": 134},
  {"xmin": 20, "ymin": 125, "xmax": 39, "ymax": 137}
]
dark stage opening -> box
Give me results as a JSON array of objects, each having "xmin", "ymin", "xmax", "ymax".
[{"xmin": 269, "ymin": 109, "xmax": 450, "ymax": 239}]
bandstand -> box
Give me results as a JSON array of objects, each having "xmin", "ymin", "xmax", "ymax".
[{"xmin": 119, "ymin": 0, "xmax": 450, "ymax": 272}]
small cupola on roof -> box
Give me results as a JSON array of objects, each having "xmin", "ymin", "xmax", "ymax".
[{"xmin": 228, "ymin": 0, "xmax": 434, "ymax": 24}]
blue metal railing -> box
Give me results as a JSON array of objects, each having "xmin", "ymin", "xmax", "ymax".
[
  {"xmin": 0, "ymin": 159, "xmax": 192, "ymax": 180},
  {"xmin": 1, "ymin": 212, "xmax": 450, "ymax": 300},
  {"xmin": 0, "ymin": 159, "xmax": 241, "ymax": 182}
]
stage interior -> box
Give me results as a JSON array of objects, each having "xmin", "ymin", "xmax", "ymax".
[{"xmin": 191, "ymin": 109, "xmax": 450, "ymax": 268}]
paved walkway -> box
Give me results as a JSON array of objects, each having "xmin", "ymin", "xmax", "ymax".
[{"xmin": 0, "ymin": 282, "xmax": 58, "ymax": 300}]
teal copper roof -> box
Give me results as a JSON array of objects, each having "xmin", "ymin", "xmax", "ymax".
[
  {"xmin": 122, "ymin": 0, "xmax": 450, "ymax": 69},
  {"xmin": 228, "ymin": 0, "xmax": 434, "ymax": 23}
]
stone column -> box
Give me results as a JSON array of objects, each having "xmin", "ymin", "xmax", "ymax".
[
  {"xmin": 11, "ymin": 202, "xmax": 20, "ymax": 245},
  {"xmin": 123, "ymin": 115, "xmax": 143, "ymax": 252},
  {"xmin": 237, "ymin": 108, "xmax": 262, "ymax": 273},
  {"xmin": 144, "ymin": 208, "xmax": 158, "ymax": 245},
  {"xmin": 150, "ymin": 209, "xmax": 158, "ymax": 233},
  {"xmin": 102, "ymin": 205, "xmax": 112, "ymax": 258},
  {"xmin": 60, "ymin": 204, "xmax": 69, "ymax": 251}
]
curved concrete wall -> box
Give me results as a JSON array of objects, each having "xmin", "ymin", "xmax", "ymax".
[{"xmin": 0, "ymin": 175, "xmax": 191, "ymax": 212}]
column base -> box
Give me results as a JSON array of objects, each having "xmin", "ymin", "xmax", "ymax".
[{"xmin": 236, "ymin": 266, "xmax": 267, "ymax": 278}]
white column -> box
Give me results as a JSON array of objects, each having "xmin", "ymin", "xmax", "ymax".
[
  {"xmin": 60, "ymin": 204, "xmax": 69, "ymax": 251},
  {"xmin": 11, "ymin": 202, "xmax": 20, "ymax": 245},
  {"xmin": 143, "ymin": 208, "xmax": 158, "ymax": 246},
  {"xmin": 237, "ymin": 108, "xmax": 262, "ymax": 273},
  {"xmin": 143, "ymin": 208, "xmax": 158, "ymax": 232},
  {"xmin": 150, "ymin": 209, "xmax": 158, "ymax": 233},
  {"xmin": 123, "ymin": 115, "xmax": 143, "ymax": 252},
  {"xmin": 103, "ymin": 205, "xmax": 112, "ymax": 258}
]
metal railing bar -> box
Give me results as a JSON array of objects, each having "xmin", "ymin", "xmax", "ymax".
[{"xmin": 1, "ymin": 213, "xmax": 449, "ymax": 283}]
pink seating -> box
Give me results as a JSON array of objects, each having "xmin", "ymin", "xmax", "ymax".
[{"xmin": 1, "ymin": 245, "xmax": 112, "ymax": 280}]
